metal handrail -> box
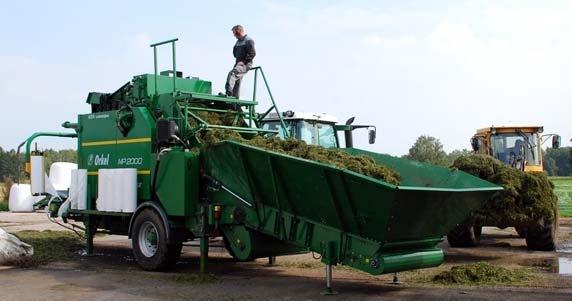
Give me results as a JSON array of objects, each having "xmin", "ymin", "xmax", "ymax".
[
  {"xmin": 250, "ymin": 66, "xmax": 289, "ymax": 138},
  {"xmin": 150, "ymin": 38, "xmax": 179, "ymax": 96}
]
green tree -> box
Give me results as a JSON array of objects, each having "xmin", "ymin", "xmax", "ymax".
[
  {"xmin": 406, "ymin": 135, "xmax": 450, "ymax": 166},
  {"xmin": 43, "ymin": 149, "xmax": 77, "ymax": 173},
  {"xmin": 544, "ymin": 155, "xmax": 558, "ymax": 176},
  {"xmin": 0, "ymin": 147, "xmax": 23, "ymax": 181},
  {"xmin": 544, "ymin": 147, "xmax": 571, "ymax": 176},
  {"xmin": 447, "ymin": 149, "xmax": 472, "ymax": 165}
]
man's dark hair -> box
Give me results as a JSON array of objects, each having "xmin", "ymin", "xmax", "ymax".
[{"xmin": 232, "ymin": 25, "xmax": 244, "ymax": 32}]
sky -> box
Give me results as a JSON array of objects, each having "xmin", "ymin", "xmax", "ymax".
[{"xmin": 0, "ymin": 0, "xmax": 570, "ymax": 156}]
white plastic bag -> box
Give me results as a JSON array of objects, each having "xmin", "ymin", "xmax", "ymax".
[{"xmin": 0, "ymin": 228, "xmax": 33, "ymax": 265}]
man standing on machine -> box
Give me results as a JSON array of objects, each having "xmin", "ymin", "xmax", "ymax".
[{"xmin": 224, "ymin": 25, "xmax": 256, "ymax": 98}]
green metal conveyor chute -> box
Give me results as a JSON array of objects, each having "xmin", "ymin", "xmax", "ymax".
[{"xmin": 203, "ymin": 141, "xmax": 501, "ymax": 274}]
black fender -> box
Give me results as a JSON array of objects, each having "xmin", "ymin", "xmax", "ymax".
[{"xmin": 128, "ymin": 201, "xmax": 171, "ymax": 243}]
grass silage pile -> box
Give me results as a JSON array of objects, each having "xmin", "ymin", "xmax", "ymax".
[
  {"xmin": 432, "ymin": 262, "xmax": 533, "ymax": 285},
  {"xmin": 200, "ymin": 129, "xmax": 401, "ymax": 185},
  {"xmin": 452, "ymin": 154, "xmax": 558, "ymax": 226}
]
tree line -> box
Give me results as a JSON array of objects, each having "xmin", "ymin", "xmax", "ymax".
[
  {"xmin": 405, "ymin": 135, "xmax": 572, "ymax": 176},
  {"xmin": 0, "ymin": 147, "xmax": 77, "ymax": 181}
]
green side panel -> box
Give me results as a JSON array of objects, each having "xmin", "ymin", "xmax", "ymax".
[
  {"xmin": 203, "ymin": 141, "xmax": 501, "ymax": 247},
  {"xmin": 78, "ymin": 107, "xmax": 155, "ymax": 209},
  {"xmin": 155, "ymin": 151, "xmax": 200, "ymax": 216},
  {"xmin": 132, "ymin": 74, "xmax": 212, "ymax": 99}
]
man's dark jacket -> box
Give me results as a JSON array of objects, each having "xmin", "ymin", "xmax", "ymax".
[{"xmin": 233, "ymin": 35, "xmax": 256, "ymax": 64}]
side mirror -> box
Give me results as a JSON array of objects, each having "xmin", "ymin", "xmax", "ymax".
[
  {"xmin": 470, "ymin": 137, "xmax": 480, "ymax": 151},
  {"xmin": 368, "ymin": 129, "xmax": 376, "ymax": 144},
  {"xmin": 345, "ymin": 117, "xmax": 355, "ymax": 125},
  {"xmin": 552, "ymin": 135, "xmax": 561, "ymax": 149}
]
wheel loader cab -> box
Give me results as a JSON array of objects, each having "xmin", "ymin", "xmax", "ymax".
[
  {"xmin": 471, "ymin": 126, "xmax": 560, "ymax": 173},
  {"xmin": 491, "ymin": 132, "xmax": 540, "ymax": 171}
]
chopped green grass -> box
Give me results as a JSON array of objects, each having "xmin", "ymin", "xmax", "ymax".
[
  {"xmin": 431, "ymin": 262, "xmax": 534, "ymax": 285},
  {"xmin": 201, "ymin": 129, "xmax": 401, "ymax": 185},
  {"xmin": 453, "ymin": 155, "xmax": 558, "ymax": 225},
  {"xmin": 276, "ymin": 259, "xmax": 364, "ymax": 273},
  {"xmin": 12, "ymin": 230, "xmax": 82, "ymax": 267},
  {"xmin": 277, "ymin": 260, "xmax": 323, "ymax": 269},
  {"xmin": 0, "ymin": 201, "xmax": 8, "ymax": 211}
]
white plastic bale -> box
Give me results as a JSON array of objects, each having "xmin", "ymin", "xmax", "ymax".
[
  {"xmin": 44, "ymin": 174, "xmax": 58, "ymax": 197},
  {"xmin": 108, "ymin": 169, "xmax": 122, "ymax": 212},
  {"xmin": 96, "ymin": 169, "xmax": 108, "ymax": 211},
  {"xmin": 119, "ymin": 168, "xmax": 138, "ymax": 213},
  {"xmin": 95, "ymin": 169, "xmax": 137, "ymax": 212},
  {"xmin": 30, "ymin": 156, "xmax": 45, "ymax": 194},
  {"xmin": 8, "ymin": 184, "xmax": 33, "ymax": 212},
  {"xmin": 49, "ymin": 162, "xmax": 77, "ymax": 192},
  {"xmin": 76, "ymin": 169, "xmax": 88, "ymax": 210},
  {"xmin": 69, "ymin": 170, "xmax": 79, "ymax": 210},
  {"xmin": 0, "ymin": 228, "xmax": 33, "ymax": 265}
]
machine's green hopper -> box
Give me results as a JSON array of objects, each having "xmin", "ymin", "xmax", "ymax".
[{"xmin": 203, "ymin": 141, "xmax": 502, "ymax": 275}]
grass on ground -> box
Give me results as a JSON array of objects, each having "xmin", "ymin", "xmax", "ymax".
[
  {"xmin": 11, "ymin": 230, "xmax": 82, "ymax": 267},
  {"xmin": 276, "ymin": 259, "xmax": 538, "ymax": 287},
  {"xmin": 550, "ymin": 176, "xmax": 572, "ymax": 217},
  {"xmin": 431, "ymin": 262, "xmax": 534, "ymax": 285},
  {"xmin": 0, "ymin": 201, "xmax": 8, "ymax": 211}
]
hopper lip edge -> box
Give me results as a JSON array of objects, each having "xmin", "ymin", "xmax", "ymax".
[{"xmin": 397, "ymin": 186, "xmax": 503, "ymax": 192}]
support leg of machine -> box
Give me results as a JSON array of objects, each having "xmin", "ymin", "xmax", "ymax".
[
  {"xmin": 85, "ymin": 215, "xmax": 94, "ymax": 255},
  {"xmin": 320, "ymin": 264, "xmax": 338, "ymax": 295},
  {"xmin": 268, "ymin": 256, "xmax": 276, "ymax": 265},
  {"xmin": 199, "ymin": 236, "xmax": 209, "ymax": 274},
  {"xmin": 391, "ymin": 272, "xmax": 401, "ymax": 285}
]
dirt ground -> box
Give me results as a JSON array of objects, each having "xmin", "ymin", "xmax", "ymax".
[{"xmin": 1, "ymin": 212, "xmax": 572, "ymax": 301}]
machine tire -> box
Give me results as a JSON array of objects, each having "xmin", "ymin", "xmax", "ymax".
[
  {"xmin": 447, "ymin": 224, "xmax": 480, "ymax": 247},
  {"xmin": 132, "ymin": 209, "xmax": 182, "ymax": 270},
  {"xmin": 222, "ymin": 235, "xmax": 238, "ymax": 260},
  {"xmin": 525, "ymin": 216, "xmax": 558, "ymax": 251}
]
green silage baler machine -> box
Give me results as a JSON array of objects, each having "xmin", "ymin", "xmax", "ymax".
[{"xmin": 20, "ymin": 39, "xmax": 501, "ymax": 291}]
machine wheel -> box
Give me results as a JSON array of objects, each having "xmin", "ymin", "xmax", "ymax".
[
  {"xmin": 222, "ymin": 235, "xmax": 239, "ymax": 260},
  {"xmin": 447, "ymin": 224, "xmax": 480, "ymax": 247},
  {"xmin": 525, "ymin": 217, "xmax": 558, "ymax": 251},
  {"xmin": 132, "ymin": 209, "xmax": 182, "ymax": 270}
]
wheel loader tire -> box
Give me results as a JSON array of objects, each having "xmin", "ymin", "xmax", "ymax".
[
  {"xmin": 515, "ymin": 226, "xmax": 528, "ymax": 238},
  {"xmin": 447, "ymin": 224, "xmax": 479, "ymax": 247},
  {"xmin": 525, "ymin": 217, "xmax": 558, "ymax": 251},
  {"xmin": 132, "ymin": 209, "xmax": 182, "ymax": 270}
]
